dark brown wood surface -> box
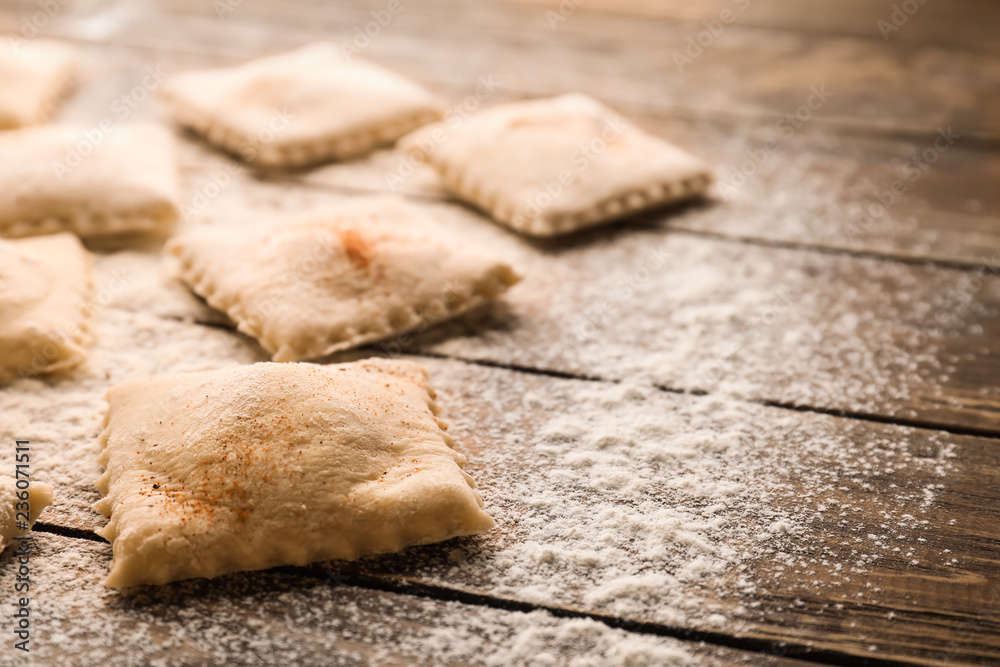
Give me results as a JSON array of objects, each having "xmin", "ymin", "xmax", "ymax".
[{"xmin": 1, "ymin": 0, "xmax": 999, "ymax": 665}]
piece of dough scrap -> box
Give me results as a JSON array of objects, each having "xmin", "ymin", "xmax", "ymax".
[
  {"xmin": 0, "ymin": 476, "xmax": 54, "ymax": 553},
  {"xmin": 0, "ymin": 233, "xmax": 93, "ymax": 384},
  {"xmin": 399, "ymin": 93, "xmax": 713, "ymax": 236},
  {"xmin": 167, "ymin": 196, "xmax": 521, "ymax": 362},
  {"xmin": 0, "ymin": 38, "xmax": 76, "ymax": 129},
  {"xmin": 160, "ymin": 42, "xmax": 445, "ymax": 168},
  {"xmin": 95, "ymin": 359, "xmax": 495, "ymax": 588}
]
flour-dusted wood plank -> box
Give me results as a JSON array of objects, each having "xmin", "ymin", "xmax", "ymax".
[
  {"xmin": 21, "ymin": 356, "xmax": 1000, "ymax": 665},
  {"xmin": 117, "ymin": 164, "xmax": 1000, "ymax": 434},
  {"xmin": 291, "ymin": 118, "xmax": 1000, "ymax": 268},
  {"xmin": 345, "ymin": 357, "xmax": 1000, "ymax": 666},
  {"xmin": 509, "ymin": 0, "xmax": 1000, "ymax": 51},
  {"xmin": 3, "ymin": 0, "xmax": 998, "ymax": 140},
  {"xmin": 3, "ymin": 10, "xmax": 999, "ymax": 268},
  {"xmin": 2, "ymin": 534, "xmax": 801, "ymax": 667},
  {"xmin": 374, "ymin": 202, "xmax": 999, "ymax": 435}
]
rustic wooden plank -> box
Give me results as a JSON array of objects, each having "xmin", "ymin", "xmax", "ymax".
[
  {"xmin": 349, "ymin": 201, "xmax": 999, "ymax": 434},
  {"xmin": 3, "ymin": 164, "xmax": 996, "ymax": 664},
  {"xmin": 289, "ymin": 118, "xmax": 1000, "ymax": 269},
  {"xmin": 17, "ymin": 141, "xmax": 1000, "ymax": 436},
  {"xmin": 507, "ymin": 0, "xmax": 1000, "ymax": 51},
  {"xmin": 1, "ymin": 186, "xmax": 995, "ymax": 662},
  {"xmin": 15, "ymin": 355, "xmax": 1000, "ymax": 665},
  {"xmin": 8, "ymin": 8, "xmax": 1000, "ymax": 270},
  {"xmin": 1, "ymin": 2, "xmax": 999, "ymax": 664},
  {"xmin": 3, "ymin": 533, "xmax": 804, "ymax": 666},
  {"xmin": 3, "ymin": 0, "xmax": 999, "ymax": 140},
  {"xmin": 131, "ymin": 158, "xmax": 1000, "ymax": 433},
  {"xmin": 349, "ymin": 357, "xmax": 1000, "ymax": 666},
  {"xmin": 2, "ymin": 224, "xmax": 995, "ymax": 663},
  {"xmin": 8, "ymin": 74, "xmax": 999, "ymax": 431}
]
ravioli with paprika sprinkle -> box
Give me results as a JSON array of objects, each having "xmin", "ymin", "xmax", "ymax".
[
  {"xmin": 166, "ymin": 196, "xmax": 521, "ymax": 362},
  {"xmin": 95, "ymin": 358, "xmax": 494, "ymax": 588}
]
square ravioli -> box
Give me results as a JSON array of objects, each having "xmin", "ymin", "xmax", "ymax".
[
  {"xmin": 0, "ymin": 233, "xmax": 93, "ymax": 384},
  {"xmin": 0, "ymin": 39, "xmax": 76, "ymax": 129},
  {"xmin": 160, "ymin": 42, "xmax": 445, "ymax": 168},
  {"xmin": 0, "ymin": 123, "xmax": 181, "ymax": 239},
  {"xmin": 167, "ymin": 196, "xmax": 521, "ymax": 362},
  {"xmin": 399, "ymin": 94, "xmax": 713, "ymax": 236},
  {"xmin": 95, "ymin": 359, "xmax": 495, "ymax": 587}
]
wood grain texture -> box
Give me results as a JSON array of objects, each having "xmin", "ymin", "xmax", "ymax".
[
  {"xmin": 290, "ymin": 119, "xmax": 1000, "ymax": 268},
  {"xmin": 289, "ymin": 357, "xmax": 1000, "ymax": 666},
  {"xmin": 508, "ymin": 0, "xmax": 1000, "ymax": 51},
  {"xmin": 0, "ymin": 0, "xmax": 998, "ymax": 665},
  {"xmin": 4, "ymin": 533, "xmax": 812, "ymax": 666},
  {"xmin": 22, "ymin": 356, "xmax": 1000, "ymax": 665},
  {"xmin": 398, "ymin": 209, "xmax": 1000, "ymax": 434},
  {"xmin": 2, "ymin": 0, "xmax": 998, "ymax": 140},
  {"xmin": 1, "ymin": 30, "xmax": 992, "ymax": 433},
  {"xmin": 3, "ymin": 2, "xmax": 998, "ymax": 267}
]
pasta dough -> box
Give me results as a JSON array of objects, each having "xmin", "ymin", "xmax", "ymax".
[
  {"xmin": 95, "ymin": 359, "xmax": 495, "ymax": 587},
  {"xmin": 0, "ymin": 233, "xmax": 93, "ymax": 384},
  {"xmin": 0, "ymin": 39, "xmax": 75, "ymax": 129},
  {"xmin": 160, "ymin": 42, "xmax": 445, "ymax": 168},
  {"xmin": 0, "ymin": 476, "xmax": 54, "ymax": 553},
  {"xmin": 0, "ymin": 123, "xmax": 181, "ymax": 239},
  {"xmin": 167, "ymin": 196, "xmax": 521, "ymax": 361},
  {"xmin": 399, "ymin": 94, "xmax": 713, "ymax": 236}
]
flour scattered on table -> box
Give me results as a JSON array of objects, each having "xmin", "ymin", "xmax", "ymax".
[
  {"xmin": 423, "ymin": 231, "xmax": 986, "ymax": 418},
  {"xmin": 387, "ymin": 359, "xmax": 956, "ymax": 629},
  {"xmin": 8, "ymin": 534, "xmax": 706, "ymax": 666}
]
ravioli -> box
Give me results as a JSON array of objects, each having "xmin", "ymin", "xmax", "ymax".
[{"xmin": 95, "ymin": 359, "xmax": 495, "ymax": 587}]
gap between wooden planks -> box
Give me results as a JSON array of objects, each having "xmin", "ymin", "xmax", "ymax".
[
  {"xmin": 23, "ymin": 350, "xmax": 1000, "ymax": 667},
  {"xmin": 2, "ymin": 251, "xmax": 995, "ymax": 665}
]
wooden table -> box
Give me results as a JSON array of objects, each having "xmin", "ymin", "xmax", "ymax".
[{"xmin": 1, "ymin": 0, "xmax": 999, "ymax": 664}]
